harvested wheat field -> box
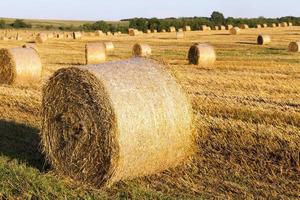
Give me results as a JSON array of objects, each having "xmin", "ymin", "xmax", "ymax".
[{"xmin": 0, "ymin": 25, "xmax": 300, "ymax": 200}]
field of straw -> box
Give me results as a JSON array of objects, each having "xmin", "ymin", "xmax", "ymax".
[{"xmin": 0, "ymin": 26, "xmax": 300, "ymax": 199}]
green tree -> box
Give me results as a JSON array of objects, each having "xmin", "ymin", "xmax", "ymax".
[
  {"xmin": 0, "ymin": 19, "xmax": 6, "ymax": 29},
  {"xmin": 211, "ymin": 11, "xmax": 225, "ymax": 25},
  {"xmin": 11, "ymin": 19, "xmax": 31, "ymax": 29}
]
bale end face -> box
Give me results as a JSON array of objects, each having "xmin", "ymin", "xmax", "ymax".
[
  {"xmin": 289, "ymin": 42, "xmax": 300, "ymax": 52},
  {"xmin": 0, "ymin": 49, "xmax": 16, "ymax": 84},
  {"xmin": 257, "ymin": 35, "xmax": 271, "ymax": 45},
  {"xmin": 85, "ymin": 43, "xmax": 106, "ymax": 65}
]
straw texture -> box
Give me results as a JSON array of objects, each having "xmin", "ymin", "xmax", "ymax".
[
  {"xmin": 85, "ymin": 43, "xmax": 106, "ymax": 65},
  {"xmin": 230, "ymin": 27, "xmax": 240, "ymax": 35},
  {"xmin": 289, "ymin": 42, "xmax": 300, "ymax": 52},
  {"xmin": 132, "ymin": 44, "xmax": 152, "ymax": 57},
  {"xmin": 41, "ymin": 58, "xmax": 194, "ymax": 188},
  {"xmin": 257, "ymin": 35, "xmax": 271, "ymax": 45}
]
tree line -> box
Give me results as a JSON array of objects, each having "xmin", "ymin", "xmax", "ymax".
[{"xmin": 0, "ymin": 12, "xmax": 299, "ymax": 32}]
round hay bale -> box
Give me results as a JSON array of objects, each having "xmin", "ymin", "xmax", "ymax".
[
  {"xmin": 152, "ymin": 29, "xmax": 157, "ymax": 33},
  {"xmin": 85, "ymin": 43, "xmax": 106, "ymax": 65},
  {"xmin": 176, "ymin": 31, "xmax": 185, "ymax": 39},
  {"xmin": 219, "ymin": 25, "xmax": 226, "ymax": 30},
  {"xmin": 229, "ymin": 27, "xmax": 240, "ymax": 35},
  {"xmin": 257, "ymin": 35, "xmax": 271, "ymax": 45},
  {"xmin": 214, "ymin": 26, "xmax": 219, "ymax": 30},
  {"xmin": 0, "ymin": 48, "xmax": 42, "ymax": 85},
  {"xmin": 169, "ymin": 26, "xmax": 176, "ymax": 32},
  {"xmin": 41, "ymin": 58, "xmax": 194, "ymax": 188},
  {"xmin": 132, "ymin": 44, "xmax": 152, "ymax": 57},
  {"xmin": 240, "ymin": 24, "xmax": 249, "ymax": 29},
  {"xmin": 178, "ymin": 28, "xmax": 183, "ymax": 32},
  {"xmin": 106, "ymin": 32, "xmax": 112, "ymax": 36},
  {"xmin": 73, "ymin": 32, "xmax": 82, "ymax": 39},
  {"xmin": 288, "ymin": 42, "xmax": 300, "ymax": 52},
  {"xmin": 47, "ymin": 33, "xmax": 54, "ymax": 39},
  {"xmin": 103, "ymin": 42, "xmax": 114, "ymax": 54},
  {"xmin": 146, "ymin": 29, "xmax": 151, "ymax": 34},
  {"xmin": 226, "ymin": 25, "xmax": 233, "ymax": 30},
  {"xmin": 56, "ymin": 33, "xmax": 64, "ymax": 39},
  {"xmin": 95, "ymin": 30, "xmax": 104, "ymax": 36},
  {"xmin": 207, "ymin": 27, "xmax": 211, "ymax": 31},
  {"xmin": 256, "ymin": 24, "xmax": 262, "ymax": 28},
  {"xmin": 272, "ymin": 23, "xmax": 277, "ymax": 27},
  {"xmin": 161, "ymin": 29, "xmax": 166, "ymax": 33},
  {"xmin": 288, "ymin": 22, "xmax": 293, "ymax": 27},
  {"xmin": 200, "ymin": 25, "xmax": 208, "ymax": 31},
  {"xmin": 183, "ymin": 26, "xmax": 191, "ymax": 31},
  {"xmin": 188, "ymin": 43, "xmax": 216, "ymax": 66},
  {"xmin": 129, "ymin": 29, "xmax": 139, "ymax": 36},
  {"xmin": 281, "ymin": 22, "xmax": 288, "ymax": 27},
  {"xmin": 22, "ymin": 43, "xmax": 38, "ymax": 52},
  {"xmin": 36, "ymin": 33, "xmax": 47, "ymax": 43},
  {"xmin": 262, "ymin": 24, "xmax": 268, "ymax": 28},
  {"xmin": 16, "ymin": 34, "xmax": 22, "ymax": 41}
]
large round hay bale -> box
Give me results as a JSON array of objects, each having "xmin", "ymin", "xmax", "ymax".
[
  {"xmin": 56, "ymin": 33, "xmax": 64, "ymax": 39},
  {"xmin": 106, "ymin": 32, "xmax": 112, "ymax": 36},
  {"xmin": 85, "ymin": 43, "xmax": 106, "ymax": 65},
  {"xmin": 41, "ymin": 58, "xmax": 194, "ymax": 188},
  {"xmin": 146, "ymin": 29, "xmax": 151, "ymax": 34},
  {"xmin": 176, "ymin": 31, "xmax": 185, "ymax": 39},
  {"xmin": 22, "ymin": 43, "xmax": 38, "ymax": 52},
  {"xmin": 73, "ymin": 32, "xmax": 82, "ymax": 39},
  {"xmin": 257, "ymin": 35, "xmax": 271, "ymax": 45},
  {"xmin": 219, "ymin": 25, "xmax": 226, "ymax": 30},
  {"xmin": 272, "ymin": 23, "xmax": 277, "ymax": 28},
  {"xmin": 240, "ymin": 24, "xmax": 249, "ymax": 29},
  {"xmin": 103, "ymin": 42, "xmax": 114, "ymax": 54},
  {"xmin": 256, "ymin": 24, "xmax": 262, "ymax": 29},
  {"xmin": 188, "ymin": 43, "xmax": 216, "ymax": 66},
  {"xmin": 178, "ymin": 28, "xmax": 183, "ymax": 32},
  {"xmin": 183, "ymin": 26, "xmax": 191, "ymax": 31},
  {"xmin": 229, "ymin": 27, "xmax": 240, "ymax": 35},
  {"xmin": 200, "ymin": 25, "xmax": 208, "ymax": 31},
  {"xmin": 132, "ymin": 44, "xmax": 151, "ymax": 57},
  {"xmin": 36, "ymin": 33, "xmax": 47, "ymax": 43},
  {"xmin": 0, "ymin": 48, "xmax": 42, "ymax": 85},
  {"xmin": 152, "ymin": 29, "xmax": 157, "ymax": 33},
  {"xmin": 262, "ymin": 24, "xmax": 268, "ymax": 28},
  {"xmin": 288, "ymin": 22, "xmax": 293, "ymax": 27},
  {"xmin": 161, "ymin": 29, "xmax": 166, "ymax": 33},
  {"xmin": 214, "ymin": 26, "xmax": 219, "ymax": 30},
  {"xmin": 281, "ymin": 22, "xmax": 288, "ymax": 27},
  {"xmin": 226, "ymin": 25, "xmax": 233, "ymax": 30},
  {"xmin": 129, "ymin": 29, "xmax": 139, "ymax": 36},
  {"xmin": 288, "ymin": 42, "xmax": 300, "ymax": 52},
  {"xmin": 169, "ymin": 26, "xmax": 176, "ymax": 32},
  {"xmin": 95, "ymin": 30, "xmax": 104, "ymax": 36}
]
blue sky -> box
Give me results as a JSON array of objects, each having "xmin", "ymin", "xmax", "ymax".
[{"xmin": 1, "ymin": 0, "xmax": 299, "ymax": 21}]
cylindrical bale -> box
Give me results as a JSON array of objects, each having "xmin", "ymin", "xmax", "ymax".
[
  {"xmin": 207, "ymin": 27, "xmax": 211, "ymax": 31},
  {"xmin": 240, "ymin": 24, "xmax": 249, "ymax": 29},
  {"xmin": 256, "ymin": 24, "xmax": 262, "ymax": 28},
  {"xmin": 103, "ymin": 42, "xmax": 114, "ymax": 54},
  {"xmin": 169, "ymin": 26, "xmax": 176, "ymax": 32},
  {"xmin": 188, "ymin": 43, "xmax": 216, "ymax": 66},
  {"xmin": 229, "ymin": 27, "xmax": 240, "ymax": 35},
  {"xmin": 22, "ymin": 43, "xmax": 38, "ymax": 52},
  {"xmin": 214, "ymin": 26, "xmax": 219, "ymax": 30},
  {"xmin": 161, "ymin": 29, "xmax": 166, "ymax": 33},
  {"xmin": 178, "ymin": 28, "xmax": 183, "ymax": 32},
  {"xmin": 219, "ymin": 25, "xmax": 226, "ymax": 30},
  {"xmin": 106, "ymin": 32, "xmax": 112, "ymax": 36},
  {"xmin": 226, "ymin": 25, "xmax": 233, "ymax": 30},
  {"xmin": 176, "ymin": 31, "xmax": 185, "ymax": 39},
  {"xmin": 132, "ymin": 44, "xmax": 152, "ymax": 57},
  {"xmin": 200, "ymin": 25, "xmax": 208, "ymax": 31},
  {"xmin": 41, "ymin": 58, "xmax": 194, "ymax": 188},
  {"xmin": 257, "ymin": 35, "xmax": 271, "ymax": 45},
  {"xmin": 262, "ymin": 24, "xmax": 268, "ymax": 28},
  {"xmin": 272, "ymin": 23, "xmax": 277, "ymax": 27},
  {"xmin": 281, "ymin": 22, "xmax": 288, "ymax": 27},
  {"xmin": 36, "ymin": 33, "xmax": 47, "ymax": 43},
  {"xmin": 288, "ymin": 42, "xmax": 300, "ymax": 52},
  {"xmin": 85, "ymin": 43, "xmax": 106, "ymax": 65},
  {"xmin": 73, "ymin": 32, "xmax": 82, "ymax": 39},
  {"xmin": 152, "ymin": 29, "xmax": 157, "ymax": 33},
  {"xmin": 95, "ymin": 30, "xmax": 104, "ymax": 36},
  {"xmin": 288, "ymin": 22, "xmax": 293, "ymax": 27},
  {"xmin": 183, "ymin": 26, "xmax": 191, "ymax": 31},
  {"xmin": 0, "ymin": 48, "xmax": 42, "ymax": 85},
  {"xmin": 146, "ymin": 29, "xmax": 151, "ymax": 34},
  {"xmin": 56, "ymin": 33, "xmax": 64, "ymax": 39},
  {"xmin": 129, "ymin": 29, "xmax": 139, "ymax": 36}
]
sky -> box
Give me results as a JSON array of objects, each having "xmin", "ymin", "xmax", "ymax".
[{"xmin": 1, "ymin": 0, "xmax": 299, "ymax": 21}]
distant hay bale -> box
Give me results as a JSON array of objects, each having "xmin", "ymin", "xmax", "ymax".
[
  {"xmin": 0, "ymin": 36, "xmax": 8, "ymax": 41},
  {"xmin": 129, "ymin": 29, "xmax": 139, "ymax": 36},
  {"xmin": 103, "ymin": 42, "xmax": 114, "ymax": 54},
  {"xmin": 22, "ymin": 43, "xmax": 38, "ymax": 52},
  {"xmin": 219, "ymin": 25, "xmax": 226, "ymax": 30},
  {"xmin": 132, "ymin": 43, "xmax": 152, "ymax": 57},
  {"xmin": 200, "ymin": 25, "xmax": 208, "ymax": 31},
  {"xmin": 229, "ymin": 27, "xmax": 240, "ymax": 35},
  {"xmin": 0, "ymin": 48, "xmax": 42, "ymax": 85},
  {"xmin": 188, "ymin": 43, "xmax": 216, "ymax": 66},
  {"xmin": 280, "ymin": 22, "xmax": 288, "ymax": 27},
  {"xmin": 41, "ymin": 58, "xmax": 194, "ymax": 188},
  {"xmin": 35, "ymin": 33, "xmax": 48, "ymax": 43},
  {"xmin": 214, "ymin": 26, "xmax": 219, "ymax": 30},
  {"xmin": 56, "ymin": 33, "xmax": 64, "ymax": 39},
  {"xmin": 256, "ymin": 24, "xmax": 262, "ymax": 28},
  {"xmin": 95, "ymin": 30, "xmax": 104, "ymax": 36},
  {"xmin": 169, "ymin": 26, "xmax": 176, "ymax": 32},
  {"xmin": 146, "ymin": 29, "xmax": 151, "ymax": 34},
  {"xmin": 257, "ymin": 35, "xmax": 271, "ymax": 45},
  {"xmin": 152, "ymin": 29, "xmax": 157, "ymax": 33},
  {"xmin": 85, "ymin": 43, "xmax": 106, "ymax": 65},
  {"xmin": 161, "ymin": 29, "xmax": 166, "ymax": 33},
  {"xmin": 106, "ymin": 32, "xmax": 113, "ymax": 36},
  {"xmin": 288, "ymin": 42, "xmax": 300, "ymax": 52},
  {"xmin": 16, "ymin": 34, "xmax": 22, "ymax": 41},
  {"xmin": 226, "ymin": 25, "xmax": 233, "ymax": 30},
  {"xmin": 176, "ymin": 31, "xmax": 185, "ymax": 39},
  {"xmin": 262, "ymin": 24, "xmax": 268, "ymax": 28},
  {"xmin": 73, "ymin": 32, "xmax": 82, "ymax": 39},
  {"xmin": 207, "ymin": 27, "xmax": 211, "ymax": 31},
  {"xmin": 183, "ymin": 26, "xmax": 191, "ymax": 31},
  {"xmin": 178, "ymin": 28, "xmax": 183, "ymax": 32},
  {"xmin": 272, "ymin": 23, "xmax": 277, "ymax": 27},
  {"xmin": 240, "ymin": 24, "xmax": 249, "ymax": 29},
  {"xmin": 288, "ymin": 22, "xmax": 293, "ymax": 27},
  {"xmin": 47, "ymin": 33, "xmax": 54, "ymax": 39}
]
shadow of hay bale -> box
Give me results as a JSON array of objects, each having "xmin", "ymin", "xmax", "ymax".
[{"xmin": 0, "ymin": 120, "xmax": 47, "ymax": 171}]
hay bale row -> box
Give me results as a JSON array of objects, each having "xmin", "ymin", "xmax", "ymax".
[
  {"xmin": 0, "ymin": 48, "xmax": 42, "ymax": 85},
  {"xmin": 41, "ymin": 58, "xmax": 194, "ymax": 188},
  {"xmin": 188, "ymin": 43, "xmax": 216, "ymax": 66},
  {"xmin": 132, "ymin": 44, "xmax": 151, "ymax": 57}
]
